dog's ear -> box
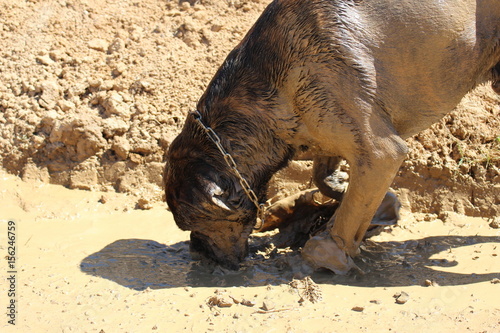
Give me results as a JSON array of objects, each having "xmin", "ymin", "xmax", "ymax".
[
  {"xmin": 205, "ymin": 180, "xmax": 232, "ymax": 211},
  {"xmin": 201, "ymin": 174, "xmax": 248, "ymax": 213}
]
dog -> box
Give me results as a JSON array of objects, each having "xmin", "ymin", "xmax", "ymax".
[{"xmin": 165, "ymin": 0, "xmax": 500, "ymax": 272}]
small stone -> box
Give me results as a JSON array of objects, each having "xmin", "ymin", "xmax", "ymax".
[
  {"xmin": 131, "ymin": 80, "xmax": 154, "ymax": 93},
  {"xmin": 240, "ymin": 299, "xmax": 256, "ymax": 307},
  {"xmin": 351, "ymin": 306, "xmax": 364, "ymax": 312},
  {"xmin": 89, "ymin": 79, "xmax": 103, "ymax": 88},
  {"xmin": 98, "ymin": 195, "xmax": 108, "ymax": 204},
  {"xmin": 490, "ymin": 278, "xmax": 500, "ymax": 284},
  {"xmin": 394, "ymin": 291, "xmax": 410, "ymax": 304},
  {"xmin": 261, "ymin": 301, "xmax": 275, "ymax": 311},
  {"xmin": 101, "ymin": 80, "xmax": 115, "ymax": 91},
  {"xmin": 424, "ymin": 279, "xmax": 434, "ymax": 286},
  {"xmin": 49, "ymin": 49, "xmax": 70, "ymax": 62},
  {"xmin": 369, "ymin": 299, "xmax": 381, "ymax": 304}
]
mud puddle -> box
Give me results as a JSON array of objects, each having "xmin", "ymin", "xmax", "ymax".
[
  {"xmin": 80, "ymin": 227, "xmax": 499, "ymax": 290},
  {"xmin": 80, "ymin": 235, "xmax": 299, "ymax": 290}
]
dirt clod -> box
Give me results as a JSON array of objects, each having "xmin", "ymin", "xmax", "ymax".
[
  {"xmin": 137, "ymin": 198, "xmax": 153, "ymax": 210},
  {"xmin": 489, "ymin": 218, "xmax": 500, "ymax": 229},
  {"xmin": 207, "ymin": 295, "xmax": 233, "ymax": 308}
]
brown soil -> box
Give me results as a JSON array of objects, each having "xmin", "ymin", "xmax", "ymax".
[
  {"xmin": 1, "ymin": 0, "xmax": 499, "ymax": 213},
  {"xmin": 0, "ymin": 0, "xmax": 499, "ymax": 332}
]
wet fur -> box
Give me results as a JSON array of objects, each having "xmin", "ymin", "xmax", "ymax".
[{"xmin": 165, "ymin": 0, "xmax": 500, "ymax": 269}]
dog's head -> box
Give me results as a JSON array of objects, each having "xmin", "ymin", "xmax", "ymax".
[{"xmin": 164, "ymin": 117, "xmax": 258, "ymax": 270}]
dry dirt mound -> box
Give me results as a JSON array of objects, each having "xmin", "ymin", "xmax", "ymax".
[
  {"xmin": 394, "ymin": 85, "xmax": 500, "ymax": 217},
  {"xmin": 0, "ymin": 0, "xmax": 499, "ymax": 215}
]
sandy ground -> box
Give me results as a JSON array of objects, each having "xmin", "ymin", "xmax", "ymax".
[{"xmin": 1, "ymin": 168, "xmax": 499, "ymax": 332}]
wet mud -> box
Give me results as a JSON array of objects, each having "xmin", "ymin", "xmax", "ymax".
[
  {"xmin": 2, "ymin": 169, "xmax": 499, "ymax": 332},
  {"xmin": 80, "ymin": 231, "xmax": 499, "ymax": 290}
]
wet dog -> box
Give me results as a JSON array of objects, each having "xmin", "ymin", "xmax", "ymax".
[{"xmin": 165, "ymin": 0, "xmax": 500, "ymax": 272}]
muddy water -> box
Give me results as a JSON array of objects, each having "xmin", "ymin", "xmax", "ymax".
[
  {"xmin": 80, "ymin": 236, "xmax": 299, "ymax": 290},
  {"xmin": 80, "ymin": 228, "xmax": 499, "ymax": 290},
  {"xmin": 78, "ymin": 190, "xmax": 499, "ymax": 291}
]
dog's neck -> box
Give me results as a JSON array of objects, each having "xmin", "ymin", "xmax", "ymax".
[{"xmin": 194, "ymin": 97, "xmax": 294, "ymax": 194}]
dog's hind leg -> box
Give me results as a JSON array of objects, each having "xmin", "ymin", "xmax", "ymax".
[{"xmin": 312, "ymin": 156, "xmax": 347, "ymax": 201}]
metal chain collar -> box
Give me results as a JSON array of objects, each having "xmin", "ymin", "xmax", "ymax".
[{"xmin": 190, "ymin": 110, "xmax": 265, "ymax": 229}]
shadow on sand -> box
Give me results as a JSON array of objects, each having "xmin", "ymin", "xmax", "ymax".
[{"xmin": 80, "ymin": 234, "xmax": 499, "ymax": 290}]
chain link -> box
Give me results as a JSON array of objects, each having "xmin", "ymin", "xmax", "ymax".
[{"xmin": 191, "ymin": 110, "xmax": 265, "ymax": 229}]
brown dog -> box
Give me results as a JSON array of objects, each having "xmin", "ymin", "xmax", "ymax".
[{"xmin": 165, "ymin": 0, "xmax": 500, "ymax": 272}]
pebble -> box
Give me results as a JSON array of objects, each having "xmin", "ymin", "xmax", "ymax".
[
  {"xmin": 261, "ymin": 301, "xmax": 275, "ymax": 311},
  {"xmin": 240, "ymin": 299, "xmax": 256, "ymax": 307},
  {"xmin": 424, "ymin": 279, "xmax": 439, "ymax": 286},
  {"xmin": 98, "ymin": 195, "xmax": 108, "ymax": 204},
  {"xmin": 489, "ymin": 218, "xmax": 499, "ymax": 229},
  {"xmin": 394, "ymin": 291, "xmax": 410, "ymax": 304},
  {"xmin": 351, "ymin": 306, "xmax": 365, "ymax": 312}
]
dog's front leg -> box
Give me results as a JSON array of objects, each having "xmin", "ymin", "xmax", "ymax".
[{"xmin": 302, "ymin": 132, "xmax": 408, "ymax": 274}]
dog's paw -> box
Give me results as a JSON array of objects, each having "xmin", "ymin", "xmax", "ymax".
[{"xmin": 301, "ymin": 234, "xmax": 361, "ymax": 275}]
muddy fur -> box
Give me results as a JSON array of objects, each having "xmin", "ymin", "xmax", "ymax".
[{"xmin": 165, "ymin": 0, "xmax": 500, "ymax": 270}]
